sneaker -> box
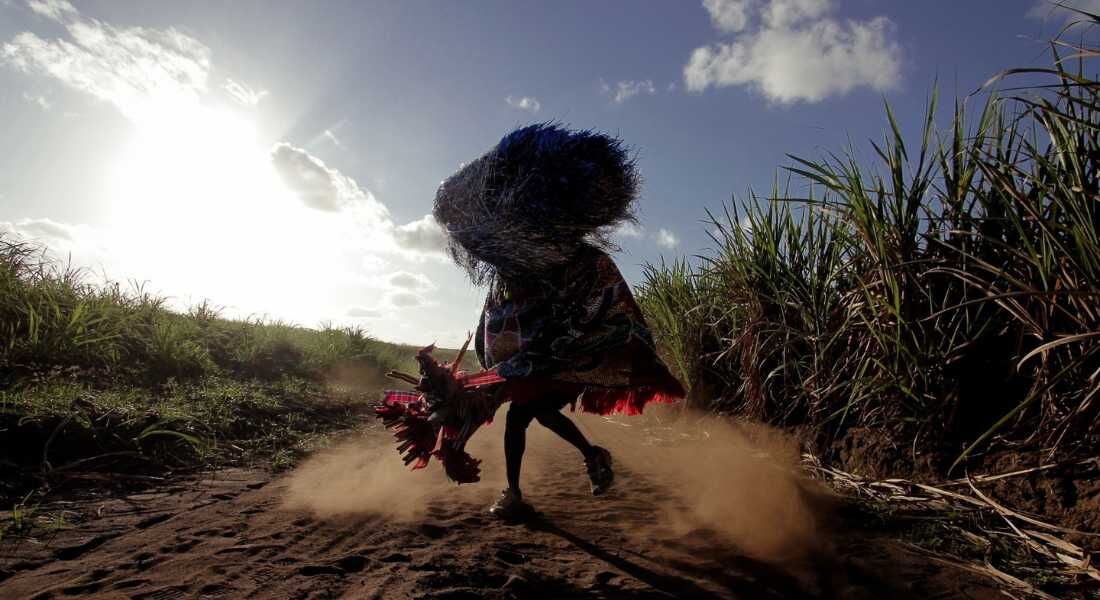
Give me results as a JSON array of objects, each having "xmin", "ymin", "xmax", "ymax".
[
  {"xmin": 488, "ymin": 488, "xmax": 530, "ymax": 520},
  {"xmin": 585, "ymin": 446, "xmax": 614, "ymax": 496}
]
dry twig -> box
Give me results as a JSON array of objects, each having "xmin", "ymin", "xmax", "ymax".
[{"xmin": 802, "ymin": 453, "xmax": 1100, "ymax": 596}]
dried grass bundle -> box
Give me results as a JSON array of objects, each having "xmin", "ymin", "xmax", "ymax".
[{"xmin": 432, "ymin": 123, "xmax": 640, "ymax": 286}]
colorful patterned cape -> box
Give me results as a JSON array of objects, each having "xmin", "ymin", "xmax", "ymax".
[
  {"xmin": 376, "ymin": 249, "xmax": 684, "ymax": 483},
  {"xmin": 476, "ymin": 247, "xmax": 684, "ymax": 414}
]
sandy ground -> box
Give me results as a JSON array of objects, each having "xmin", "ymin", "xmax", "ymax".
[{"xmin": 0, "ymin": 411, "xmax": 1005, "ymax": 599}]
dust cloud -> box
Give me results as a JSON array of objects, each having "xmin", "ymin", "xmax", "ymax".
[
  {"xmin": 283, "ymin": 403, "xmax": 824, "ymax": 563},
  {"xmin": 577, "ymin": 408, "xmax": 824, "ymax": 561},
  {"xmin": 322, "ymin": 362, "xmax": 389, "ymax": 396},
  {"xmin": 282, "ymin": 424, "xmax": 504, "ymax": 521}
]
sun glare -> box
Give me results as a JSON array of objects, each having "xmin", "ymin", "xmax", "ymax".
[{"xmin": 105, "ymin": 100, "xmax": 348, "ymax": 318}]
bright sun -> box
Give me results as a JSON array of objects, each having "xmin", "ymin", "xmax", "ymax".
[{"xmin": 105, "ymin": 100, "xmax": 350, "ymax": 317}]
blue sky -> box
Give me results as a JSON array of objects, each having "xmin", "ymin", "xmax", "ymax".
[{"xmin": 0, "ymin": 0, "xmax": 1091, "ymax": 345}]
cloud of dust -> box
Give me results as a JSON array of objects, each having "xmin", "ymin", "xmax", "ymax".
[
  {"xmin": 322, "ymin": 362, "xmax": 389, "ymax": 396},
  {"xmin": 282, "ymin": 420, "xmax": 506, "ymax": 521},
  {"xmin": 572, "ymin": 407, "xmax": 825, "ymax": 562},
  {"xmin": 284, "ymin": 400, "xmax": 824, "ymax": 563}
]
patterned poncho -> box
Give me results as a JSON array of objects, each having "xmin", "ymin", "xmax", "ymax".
[
  {"xmin": 376, "ymin": 124, "xmax": 684, "ymax": 483},
  {"xmin": 477, "ymin": 246, "xmax": 683, "ymax": 413},
  {"xmin": 376, "ymin": 247, "xmax": 683, "ymax": 483}
]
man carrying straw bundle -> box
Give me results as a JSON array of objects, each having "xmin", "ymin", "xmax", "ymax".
[{"xmin": 376, "ymin": 124, "xmax": 684, "ymax": 519}]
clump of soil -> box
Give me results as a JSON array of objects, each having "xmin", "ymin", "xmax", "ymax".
[
  {"xmin": 982, "ymin": 451, "xmax": 1100, "ymax": 551},
  {"xmin": 829, "ymin": 427, "xmax": 947, "ymax": 481}
]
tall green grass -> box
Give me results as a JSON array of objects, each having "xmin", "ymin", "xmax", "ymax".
[
  {"xmin": 639, "ymin": 36, "xmax": 1100, "ymax": 470},
  {"xmin": 0, "ymin": 234, "xmax": 413, "ymax": 387},
  {"xmin": 0, "ymin": 233, "xmax": 433, "ymax": 493}
]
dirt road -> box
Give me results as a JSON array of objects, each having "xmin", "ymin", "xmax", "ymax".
[{"xmin": 0, "ymin": 415, "xmax": 1003, "ymax": 599}]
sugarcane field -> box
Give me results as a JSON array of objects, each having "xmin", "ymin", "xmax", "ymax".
[{"xmin": 1, "ymin": 2, "xmax": 1098, "ymax": 599}]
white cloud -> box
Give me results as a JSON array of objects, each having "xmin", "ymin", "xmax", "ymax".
[
  {"xmin": 270, "ymin": 145, "xmax": 447, "ymax": 260},
  {"xmin": 685, "ymin": 0, "xmax": 902, "ymax": 104},
  {"xmin": 27, "ymin": 0, "xmax": 77, "ymax": 22},
  {"xmin": 270, "ymin": 143, "xmax": 384, "ymax": 215},
  {"xmin": 388, "ymin": 291, "xmax": 425, "ymax": 308},
  {"xmin": 612, "ymin": 221, "xmax": 645, "ymax": 239},
  {"xmin": 2, "ymin": 1, "xmax": 211, "ymax": 123},
  {"xmin": 388, "ymin": 270, "xmax": 434, "ymax": 292},
  {"xmin": 1, "ymin": 217, "xmax": 77, "ymax": 241},
  {"xmin": 606, "ymin": 79, "xmax": 656, "ymax": 104},
  {"xmin": 321, "ymin": 129, "xmax": 344, "ymax": 149},
  {"xmin": 0, "ymin": 1, "xmax": 480, "ymax": 344},
  {"xmin": 762, "ymin": 0, "xmax": 830, "ymax": 28},
  {"xmin": 361, "ymin": 254, "xmax": 388, "ymax": 272},
  {"xmin": 609, "ymin": 221, "xmax": 687, "ymax": 248},
  {"xmin": 346, "ymin": 306, "xmax": 383, "ymax": 318},
  {"xmin": 22, "ymin": 91, "xmax": 50, "ymax": 109},
  {"xmin": 505, "ymin": 95, "xmax": 541, "ymax": 113},
  {"xmin": 223, "ymin": 78, "xmax": 267, "ymax": 106},
  {"xmin": 7, "ymin": 0, "xmax": 443, "ymax": 264},
  {"xmin": 393, "ymin": 214, "xmax": 448, "ymax": 257},
  {"xmin": 703, "ymin": 0, "xmax": 756, "ymax": 32},
  {"xmin": 0, "ymin": 217, "xmax": 108, "ymax": 270}
]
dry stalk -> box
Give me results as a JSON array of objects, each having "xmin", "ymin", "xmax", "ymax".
[{"xmin": 802, "ymin": 453, "xmax": 1100, "ymax": 596}]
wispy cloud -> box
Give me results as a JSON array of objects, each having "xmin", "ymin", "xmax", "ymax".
[
  {"xmin": 270, "ymin": 143, "xmax": 447, "ymax": 260},
  {"xmin": 270, "ymin": 143, "xmax": 383, "ymax": 214},
  {"xmin": 347, "ymin": 270, "xmax": 437, "ymax": 317},
  {"xmin": 600, "ymin": 79, "xmax": 657, "ymax": 104},
  {"xmin": 2, "ymin": 0, "xmax": 211, "ymax": 122},
  {"xmin": 2, "ymin": 216, "xmax": 77, "ymax": 241},
  {"xmin": 22, "ymin": 91, "xmax": 50, "ymax": 109},
  {"xmin": 0, "ymin": 0, "xmax": 465, "ymax": 339},
  {"xmin": 612, "ymin": 221, "xmax": 645, "ymax": 239},
  {"xmin": 656, "ymin": 228, "xmax": 679, "ymax": 249},
  {"xmin": 305, "ymin": 120, "xmax": 349, "ymax": 150},
  {"xmin": 224, "ymin": 78, "xmax": 267, "ymax": 106},
  {"xmin": 27, "ymin": 0, "xmax": 76, "ymax": 21},
  {"xmin": 702, "ymin": 0, "xmax": 755, "ymax": 32},
  {"xmin": 393, "ymin": 214, "xmax": 448, "ymax": 258},
  {"xmin": 505, "ymin": 95, "xmax": 541, "ymax": 113},
  {"xmin": 610, "ymin": 221, "xmax": 683, "ymax": 249},
  {"xmin": 0, "ymin": 217, "xmax": 105, "ymax": 266},
  {"xmin": 321, "ymin": 129, "xmax": 344, "ymax": 149},
  {"xmin": 388, "ymin": 270, "xmax": 435, "ymax": 292},
  {"xmin": 361, "ymin": 254, "xmax": 388, "ymax": 272},
  {"xmin": 685, "ymin": 0, "xmax": 902, "ymax": 104},
  {"xmin": 388, "ymin": 291, "xmax": 425, "ymax": 309},
  {"xmin": 346, "ymin": 306, "xmax": 383, "ymax": 318}
]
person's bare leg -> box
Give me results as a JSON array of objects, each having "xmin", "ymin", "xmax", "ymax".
[
  {"xmin": 535, "ymin": 406, "xmax": 613, "ymax": 495},
  {"xmin": 504, "ymin": 402, "xmax": 536, "ymax": 492},
  {"xmin": 534, "ymin": 409, "xmax": 595, "ymax": 459},
  {"xmin": 490, "ymin": 402, "xmax": 538, "ymax": 518}
]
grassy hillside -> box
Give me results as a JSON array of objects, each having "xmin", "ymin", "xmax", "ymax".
[{"xmin": 0, "ymin": 234, "xmax": 450, "ymax": 503}]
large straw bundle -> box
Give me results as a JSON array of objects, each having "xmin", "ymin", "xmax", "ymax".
[{"xmin": 432, "ymin": 123, "xmax": 639, "ymax": 286}]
